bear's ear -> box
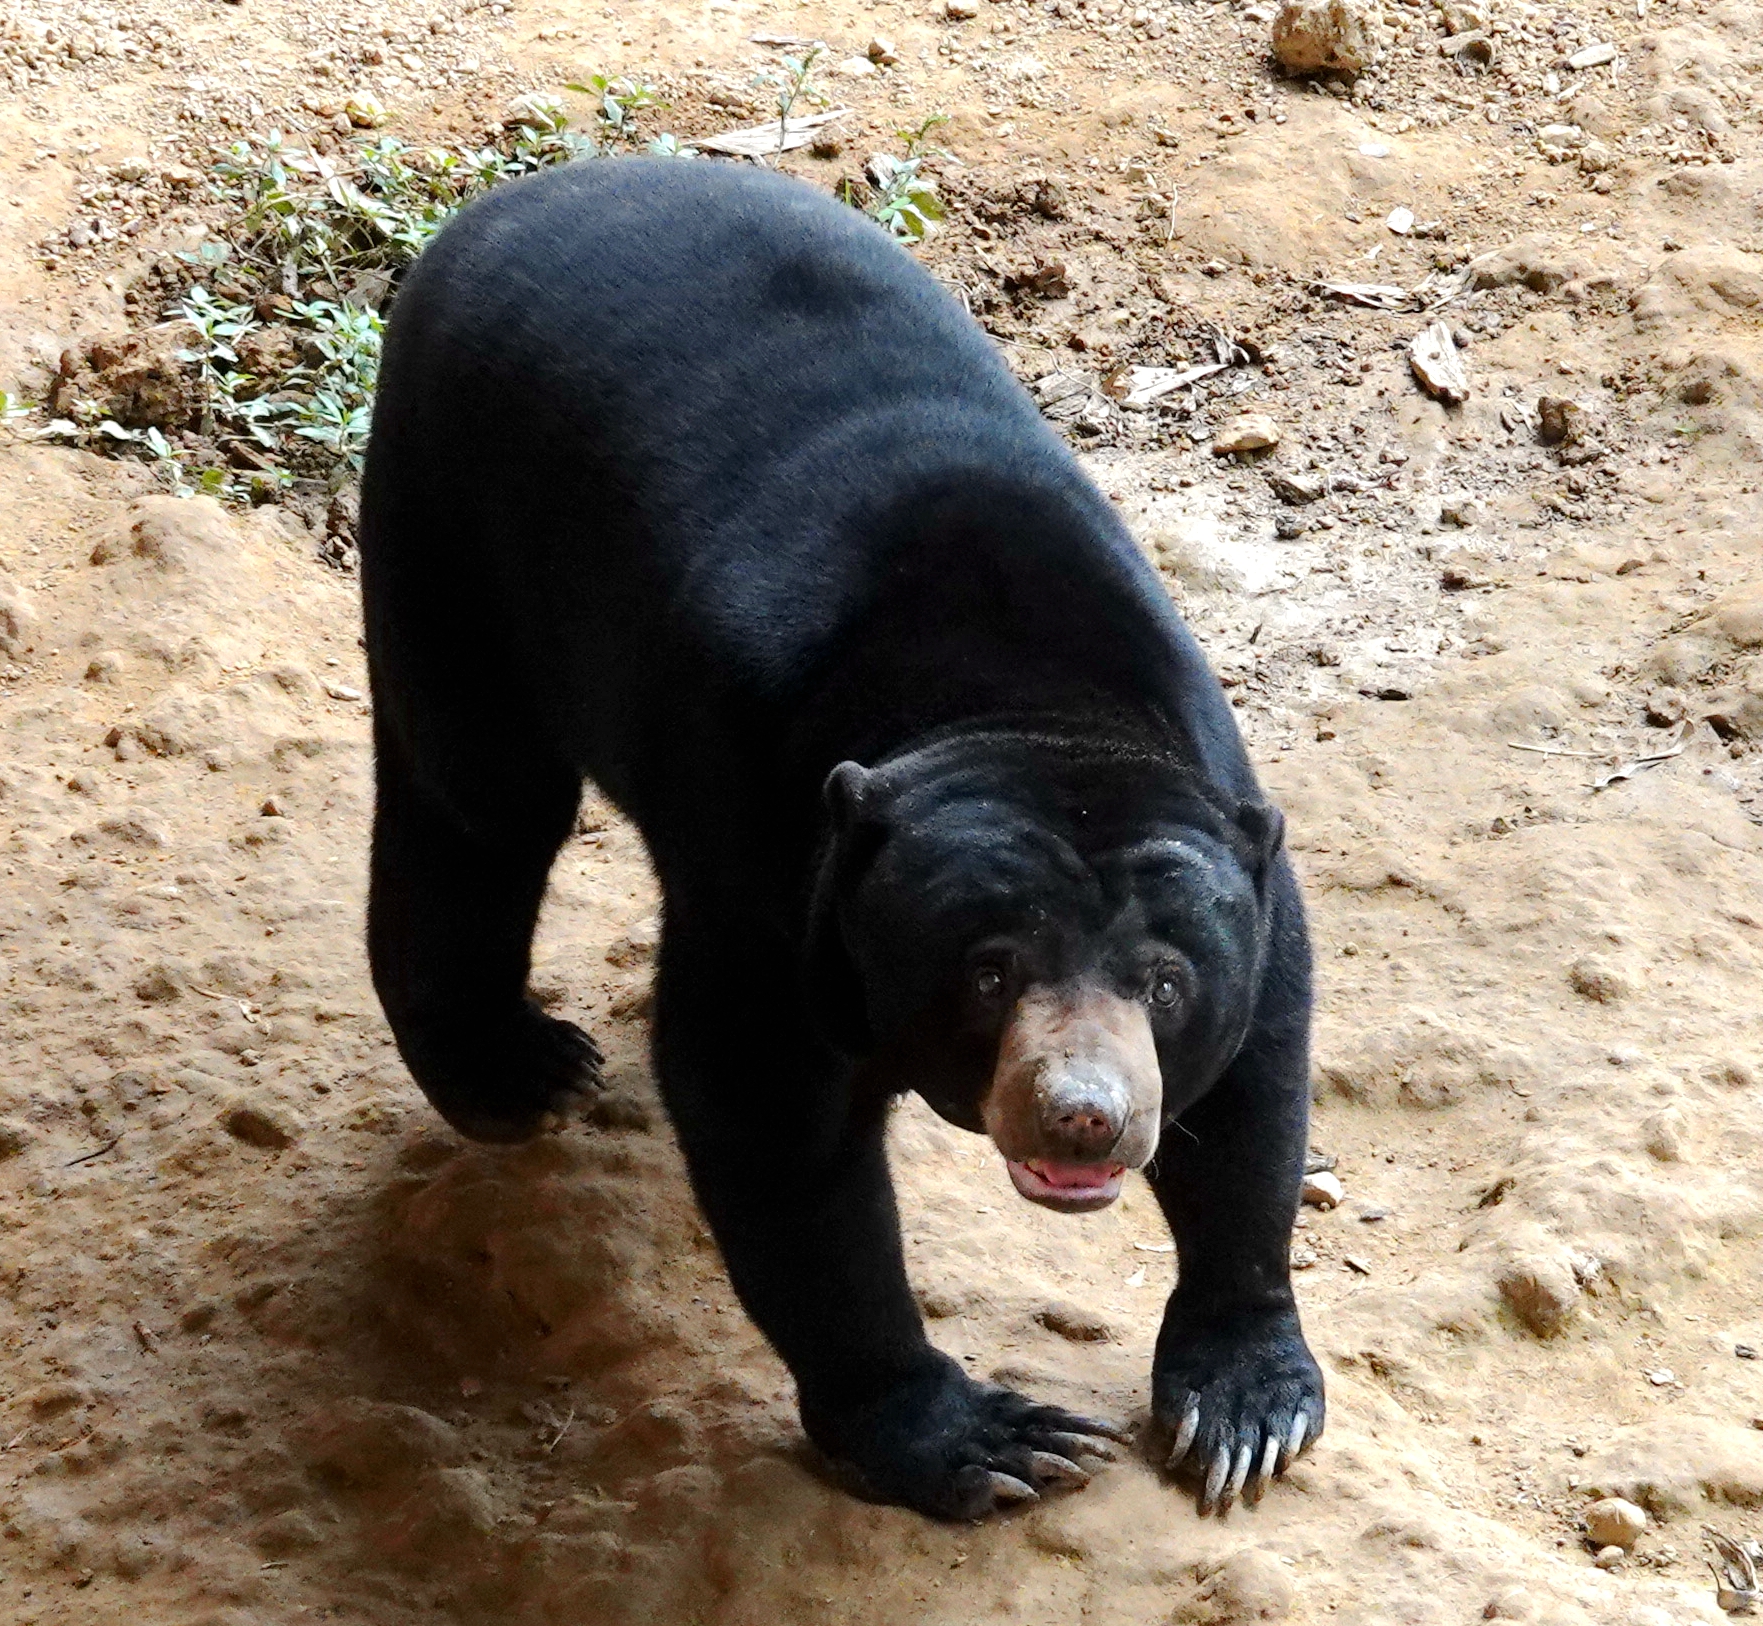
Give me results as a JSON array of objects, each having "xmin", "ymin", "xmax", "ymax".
[
  {"xmin": 804, "ymin": 762, "xmax": 887, "ymax": 1054},
  {"xmin": 822, "ymin": 759, "xmax": 877, "ymax": 831},
  {"xmin": 1235, "ymin": 799, "xmax": 1286, "ymax": 886}
]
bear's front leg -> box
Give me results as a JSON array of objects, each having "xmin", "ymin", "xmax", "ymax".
[
  {"xmin": 654, "ymin": 931, "xmax": 1126, "ymax": 1519},
  {"xmin": 1147, "ymin": 909, "xmax": 1325, "ymax": 1515}
]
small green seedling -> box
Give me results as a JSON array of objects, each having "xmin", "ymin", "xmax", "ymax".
[{"xmin": 754, "ymin": 44, "xmax": 827, "ymax": 166}]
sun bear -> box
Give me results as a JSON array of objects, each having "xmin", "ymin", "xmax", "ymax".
[{"xmin": 359, "ymin": 158, "xmax": 1322, "ymax": 1519}]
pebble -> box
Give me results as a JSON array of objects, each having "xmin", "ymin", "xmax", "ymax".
[
  {"xmin": 1584, "ymin": 1497, "xmax": 1648, "ymax": 1550},
  {"xmin": 944, "ymin": 0, "xmax": 979, "ymax": 17},
  {"xmin": 1498, "ymin": 1255, "xmax": 1580, "ymax": 1338},
  {"xmin": 1386, "ymin": 206, "xmax": 1414, "ymax": 235},
  {"xmin": 1592, "ymin": 1544, "xmax": 1624, "ymax": 1570},
  {"xmin": 1567, "ymin": 42, "xmax": 1617, "ymax": 69},
  {"xmin": 1302, "ymin": 1170, "xmax": 1345, "ymax": 1209},
  {"xmin": 220, "ymin": 1101, "xmax": 300, "ymax": 1151},
  {"xmin": 1567, "ymin": 955, "xmax": 1628, "ymax": 1003},
  {"xmin": 1268, "ymin": 471, "xmax": 1328, "ymax": 504},
  {"xmin": 1211, "ymin": 413, "xmax": 1280, "ymax": 455},
  {"xmin": 867, "ymin": 35, "xmax": 898, "ymax": 63},
  {"xmin": 1439, "ymin": 495, "xmax": 1482, "ymax": 528},
  {"xmin": 1538, "ymin": 123, "xmax": 1586, "ymax": 153},
  {"xmin": 834, "ymin": 55, "xmax": 877, "ymax": 77},
  {"xmin": 345, "ymin": 94, "xmax": 388, "ymax": 128}
]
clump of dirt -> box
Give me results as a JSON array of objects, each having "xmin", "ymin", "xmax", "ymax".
[{"xmin": 47, "ymin": 323, "xmax": 206, "ymax": 432}]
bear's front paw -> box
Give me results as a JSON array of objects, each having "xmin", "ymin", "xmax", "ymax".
[
  {"xmin": 1153, "ymin": 1303, "xmax": 1323, "ymax": 1516},
  {"xmin": 809, "ymin": 1356, "xmax": 1130, "ymax": 1520}
]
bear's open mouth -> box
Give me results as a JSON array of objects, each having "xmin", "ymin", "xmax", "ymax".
[{"xmin": 1005, "ymin": 1157, "xmax": 1127, "ymax": 1212}]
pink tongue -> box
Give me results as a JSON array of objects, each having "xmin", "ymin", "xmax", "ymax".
[{"xmin": 1025, "ymin": 1160, "xmax": 1120, "ymax": 1191}]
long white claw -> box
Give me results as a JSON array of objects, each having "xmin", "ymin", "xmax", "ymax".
[
  {"xmin": 1279, "ymin": 1410, "xmax": 1310, "ymax": 1472},
  {"xmin": 1027, "ymin": 1450, "xmax": 1091, "ymax": 1488},
  {"xmin": 1048, "ymin": 1431, "xmax": 1122, "ymax": 1464},
  {"xmin": 985, "ymin": 1471, "xmax": 1040, "ymax": 1507},
  {"xmin": 1168, "ymin": 1403, "xmax": 1200, "ymax": 1468},
  {"xmin": 1201, "ymin": 1445, "xmax": 1231, "ymax": 1514},
  {"xmin": 1221, "ymin": 1441, "xmax": 1252, "ymax": 1512},
  {"xmin": 1245, "ymin": 1435, "xmax": 1281, "ymax": 1506}
]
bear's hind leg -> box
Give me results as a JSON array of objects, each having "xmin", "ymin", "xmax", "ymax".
[{"xmin": 367, "ymin": 721, "xmax": 601, "ymax": 1143}]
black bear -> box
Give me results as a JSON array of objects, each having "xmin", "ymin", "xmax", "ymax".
[{"xmin": 359, "ymin": 157, "xmax": 1323, "ymax": 1520}]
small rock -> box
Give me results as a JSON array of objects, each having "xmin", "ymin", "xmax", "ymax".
[
  {"xmin": 1409, "ymin": 321, "xmax": 1469, "ymax": 404},
  {"xmin": 220, "ymin": 1101, "xmax": 300, "ymax": 1151},
  {"xmin": 1036, "ymin": 1301, "xmax": 1115, "ymax": 1342},
  {"xmin": 1538, "ymin": 123, "xmax": 1586, "ymax": 154},
  {"xmin": 1274, "ymin": 513, "xmax": 1308, "ymax": 539},
  {"xmin": 1440, "ymin": 29, "xmax": 1495, "ymax": 64},
  {"xmin": 1567, "ymin": 42, "xmax": 1616, "ymax": 69},
  {"xmin": 606, "ymin": 916, "xmax": 661, "ymax": 969},
  {"xmin": 1439, "ymin": 495, "xmax": 1482, "ymax": 527},
  {"xmin": 1271, "ymin": 0, "xmax": 1382, "ymax": 75},
  {"xmin": 1343, "ymin": 1255, "xmax": 1372, "ymax": 1274},
  {"xmin": 0, "ymin": 1118, "xmax": 34, "ymax": 1160},
  {"xmin": 1499, "ymin": 1255, "xmax": 1579, "ymax": 1337},
  {"xmin": 944, "ymin": 0, "xmax": 979, "ymax": 16},
  {"xmin": 1568, "ymin": 956, "xmax": 1629, "ymax": 1004},
  {"xmin": 834, "ymin": 54, "xmax": 877, "ymax": 76},
  {"xmin": 1585, "ymin": 1496, "xmax": 1648, "ymax": 1550},
  {"xmin": 345, "ymin": 94, "xmax": 389, "ymax": 128},
  {"xmin": 112, "ymin": 157, "xmax": 149, "ymax": 182},
  {"xmin": 1268, "ymin": 471, "xmax": 1328, "ymax": 505},
  {"xmin": 1645, "ymin": 1368, "xmax": 1676, "ymax": 1386},
  {"xmin": 1578, "ymin": 140, "xmax": 1614, "ymax": 174},
  {"xmin": 1386, "ymin": 205, "xmax": 1414, "ymax": 234},
  {"xmin": 867, "ymin": 35, "xmax": 898, "ymax": 63},
  {"xmin": 1538, "ymin": 396, "xmax": 1595, "ymax": 449},
  {"xmin": 1592, "ymin": 1544, "xmax": 1625, "ymax": 1570},
  {"xmin": 323, "ymin": 683, "xmax": 363, "ymax": 701},
  {"xmin": 1211, "ymin": 413, "xmax": 1281, "ymax": 455},
  {"xmin": 1302, "ymin": 1170, "xmax": 1345, "ymax": 1209}
]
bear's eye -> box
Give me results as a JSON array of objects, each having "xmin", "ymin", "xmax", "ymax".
[
  {"xmin": 1149, "ymin": 970, "xmax": 1182, "ymax": 1009},
  {"xmin": 973, "ymin": 965, "xmax": 1005, "ymax": 1000}
]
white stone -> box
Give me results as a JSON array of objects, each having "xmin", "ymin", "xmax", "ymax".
[
  {"xmin": 1584, "ymin": 1497, "xmax": 1648, "ymax": 1550},
  {"xmin": 1302, "ymin": 1170, "xmax": 1345, "ymax": 1209}
]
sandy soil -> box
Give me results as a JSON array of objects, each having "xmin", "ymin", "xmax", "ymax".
[{"xmin": 4, "ymin": 0, "xmax": 1763, "ymax": 1621}]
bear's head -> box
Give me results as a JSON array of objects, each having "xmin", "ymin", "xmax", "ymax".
[{"xmin": 805, "ymin": 732, "xmax": 1284, "ymax": 1212}]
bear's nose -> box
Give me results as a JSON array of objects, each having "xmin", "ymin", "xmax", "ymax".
[{"xmin": 1039, "ymin": 1065, "xmax": 1128, "ymax": 1158}]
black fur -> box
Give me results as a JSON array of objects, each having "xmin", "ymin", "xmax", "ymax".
[{"xmin": 359, "ymin": 158, "xmax": 1322, "ymax": 1518}]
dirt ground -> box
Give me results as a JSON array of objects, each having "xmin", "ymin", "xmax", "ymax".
[{"xmin": 4, "ymin": 0, "xmax": 1763, "ymax": 1620}]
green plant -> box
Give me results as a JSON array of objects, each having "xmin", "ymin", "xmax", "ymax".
[
  {"xmin": 754, "ymin": 44, "xmax": 826, "ymax": 166},
  {"xmin": 861, "ymin": 116, "xmax": 951, "ymax": 241},
  {"xmin": 566, "ymin": 75, "xmax": 665, "ymax": 144}
]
